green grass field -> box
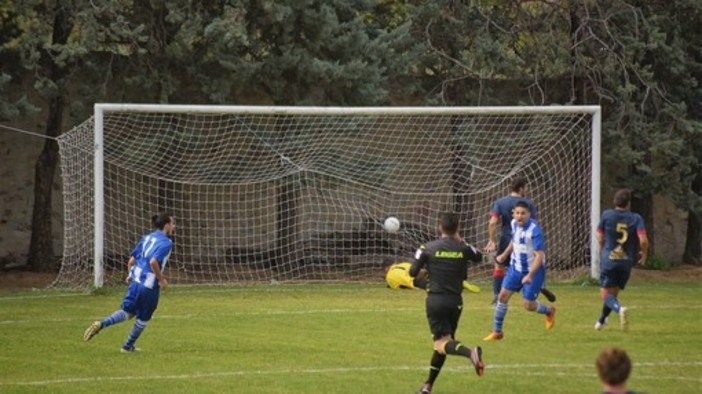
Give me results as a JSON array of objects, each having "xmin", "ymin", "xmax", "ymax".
[{"xmin": 0, "ymin": 278, "xmax": 700, "ymax": 393}]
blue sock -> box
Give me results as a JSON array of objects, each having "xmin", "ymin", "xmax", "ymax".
[
  {"xmin": 123, "ymin": 319, "xmax": 148, "ymax": 349},
  {"xmin": 604, "ymin": 294, "xmax": 621, "ymax": 314},
  {"xmin": 598, "ymin": 304, "xmax": 612, "ymax": 324},
  {"xmin": 494, "ymin": 301, "xmax": 508, "ymax": 332},
  {"xmin": 535, "ymin": 301, "xmax": 551, "ymax": 315},
  {"xmin": 101, "ymin": 310, "xmax": 128, "ymax": 328}
]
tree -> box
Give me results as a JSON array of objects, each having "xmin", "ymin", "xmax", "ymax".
[
  {"xmin": 0, "ymin": 1, "xmax": 37, "ymax": 120},
  {"xmin": 215, "ymin": 0, "xmax": 410, "ymax": 263},
  {"xmin": 640, "ymin": 0, "xmax": 702, "ymax": 265},
  {"xmin": 4, "ymin": 1, "xmax": 147, "ymax": 271},
  {"xmin": 3, "ymin": 0, "xmax": 411, "ymax": 271},
  {"xmin": 405, "ymin": 0, "xmax": 702, "ymax": 258}
]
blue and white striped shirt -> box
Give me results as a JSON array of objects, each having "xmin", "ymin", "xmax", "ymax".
[
  {"xmin": 129, "ymin": 230, "xmax": 173, "ymax": 290},
  {"xmin": 509, "ymin": 218, "xmax": 546, "ymax": 273}
]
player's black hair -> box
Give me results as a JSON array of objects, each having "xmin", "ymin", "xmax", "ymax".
[
  {"xmin": 152, "ymin": 212, "xmax": 173, "ymax": 229},
  {"xmin": 511, "ymin": 176, "xmax": 528, "ymax": 193},
  {"xmin": 613, "ymin": 189, "xmax": 631, "ymax": 208},
  {"xmin": 438, "ymin": 212, "xmax": 459, "ymax": 235},
  {"xmin": 515, "ymin": 200, "xmax": 530, "ymax": 211}
]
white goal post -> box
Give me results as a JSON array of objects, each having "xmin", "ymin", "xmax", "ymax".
[{"xmin": 56, "ymin": 104, "xmax": 601, "ymax": 289}]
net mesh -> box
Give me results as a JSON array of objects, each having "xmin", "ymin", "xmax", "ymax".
[{"xmin": 55, "ymin": 107, "xmax": 595, "ymax": 288}]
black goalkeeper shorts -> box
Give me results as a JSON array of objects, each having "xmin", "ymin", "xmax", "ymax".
[{"xmin": 425, "ymin": 294, "xmax": 463, "ymax": 340}]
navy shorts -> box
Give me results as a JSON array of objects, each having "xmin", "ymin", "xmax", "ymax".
[{"xmin": 599, "ymin": 261, "xmax": 633, "ymax": 290}]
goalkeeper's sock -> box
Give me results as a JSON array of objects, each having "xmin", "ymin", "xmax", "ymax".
[
  {"xmin": 598, "ymin": 304, "xmax": 612, "ymax": 324},
  {"xmin": 494, "ymin": 301, "xmax": 508, "ymax": 332},
  {"xmin": 535, "ymin": 301, "xmax": 552, "ymax": 315},
  {"xmin": 425, "ymin": 350, "xmax": 446, "ymax": 385},
  {"xmin": 123, "ymin": 319, "xmax": 148, "ymax": 349},
  {"xmin": 102, "ymin": 309, "xmax": 128, "ymax": 328},
  {"xmin": 604, "ymin": 294, "xmax": 621, "ymax": 313},
  {"xmin": 443, "ymin": 340, "xmax": 472, "ymax": 358}
]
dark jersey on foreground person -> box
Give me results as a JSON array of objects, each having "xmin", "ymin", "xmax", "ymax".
[
  {"xmin": 409, "ymin": 238, "xmax": 482, "ymax": 295},
  {"xmin": 408, "ymin": 212, "xmax": 484, "ymax": 394}
]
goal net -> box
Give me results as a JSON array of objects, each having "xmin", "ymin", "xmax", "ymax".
[{"xmin": 55, "ymin": 105, "xmax": 600, "ymax": 289}]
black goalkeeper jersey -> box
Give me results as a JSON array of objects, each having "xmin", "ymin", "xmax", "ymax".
[{"xmin": 409, "ymin": 237, "xmax": 482, "ymax": 295}]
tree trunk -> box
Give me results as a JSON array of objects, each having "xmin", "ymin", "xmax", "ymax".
[
  {"xmin": 450, "ymin": 116, "xmax": 474, "ymax": 238},
  {"xmin": 569, "ymin": 1, "xmax": 587, "ymax": 105},
  {"xmin": 276, "ymin": 177, "xmax": 297, "ymax": 269},
  {"xmin": 683, "ymin": 209, "xmax": 701, "ymax": 265},
  {"xmin": 569, "ymin": 1, "xmax": 590, "ymax": 268},
  {"xmin": 27, "ymin": 126, "xmax": 61, "ymax": 271},
  {"xmin": 683, "ymin": 172, "xmax": 702, "ymax": 265},
  {"xmin": 631, "ymin": 193, "xmax": 655, "ymax": 257},
  {"xmin": 27, "ymin": 3, "xmax": 72, "ymax": 272}
]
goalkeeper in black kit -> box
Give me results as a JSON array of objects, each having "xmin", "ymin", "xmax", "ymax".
[{"xmin": 409, "ymin": 212, "xmax": 485, "ymax": 394}]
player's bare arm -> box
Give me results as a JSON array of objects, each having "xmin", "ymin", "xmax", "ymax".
[
  {"xmin": 522, "ymin": 250, "xmax": 545, "ymax": 285},
  {"xmin": 638, "ymin": 233, "xmax": 649, "ymax": 266},
  {"xmin": 485, "ymin": 216, "xmax": 499, "ymax": 252},
  {"xmin": 125, "ymin": 256, "xmax": 136, "ymax": 284},
  {"xmin": 150, "ymin": 258, "xmax": 168, "ymax": 289},
  {"xmin": 496, "ymin": 242, "xmax": 513, "ymax": 264}
]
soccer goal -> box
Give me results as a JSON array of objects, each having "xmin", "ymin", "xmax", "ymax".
[{"xmin": 55, "ymin": 105, "xmax": 601, "ymax": 289}]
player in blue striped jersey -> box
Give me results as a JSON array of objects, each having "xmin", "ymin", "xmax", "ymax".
[
  {"xmin": 595, "ymin": 189, "xmax": 648, "ymax": 331},
  {"xmin": 484, "ymin": 201, "xmax": 556, "ymax": 341},
  {"xmin": 84, "ymin": 213, "xmax": 175, "ymax": 352},
  {"xmin": 485, "ymin": 177, "xmax": 556, "ymax": 304}
]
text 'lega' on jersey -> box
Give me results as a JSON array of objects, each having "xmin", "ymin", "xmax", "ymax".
[{"xmin": 435, "ymin": 251, "xmax": 464, "ymax": 258}]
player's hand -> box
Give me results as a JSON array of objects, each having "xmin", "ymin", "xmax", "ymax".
[
  {"xmin": 485, "ymin": 240, "xmax": 496, "ymax": 253},
  {"xmin": 495, "ymin": 254, "xmax": 506, "ymax": 265},
  {"xmin": 160, "ymin": 278, "xmax": 169, "ymax": 290},
  {"xmin": 638, "ymin": 252, "xmax": 647, "ymax": 266},
  {"xmin": 522, "ymin": 274, "xmax": 533, "ymax": 285},
  {"xmin": 125, "ymin": 276, "xmax": 132, "ymax": 285}
]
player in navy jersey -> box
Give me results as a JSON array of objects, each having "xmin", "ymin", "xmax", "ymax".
[
  {"xmin": 484, "ymin": 201, "xmax": 556, "ymax": 341},
  {"xmin": 595, "ymin": 189, "xmax": 648, "ymax": 331},
  {"xmin": 485, "ymin": 177, "xmax": 556, "ymax": 304},
  {"xmin": 84, "ymin": 213, "xmax": 175, "ymax": 352},
  {"xmin": 410, "ymin": 213, "xmax": 484, "ymax": 394}
]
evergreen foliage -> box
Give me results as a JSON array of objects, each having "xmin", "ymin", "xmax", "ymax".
[{"xmin": 0, "ymin": 0, "xmax": 700, "ymax": 266}]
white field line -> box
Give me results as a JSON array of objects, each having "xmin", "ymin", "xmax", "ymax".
[
  {"xmin": 0, "ymin": 284, "xmax": 380, "ymax": 301},
  {"xmin": 3, "ymin": 301, "xmax": 702, "ymax": 325},
  {"xmin": 3, "ymin": 361, "xmax": 701, "ymax": 387},
  {"xmin": 0, "ymin": 293, "xmax": 88, "ymax": 301},
  {"xmin": 0, "ymin": 307, "xmax": 424, "ymax": 324}
]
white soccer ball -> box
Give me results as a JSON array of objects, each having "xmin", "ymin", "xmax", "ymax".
[{"xmin": 383, "ymin": 216, "xmax": 401, "ymax": 233}]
